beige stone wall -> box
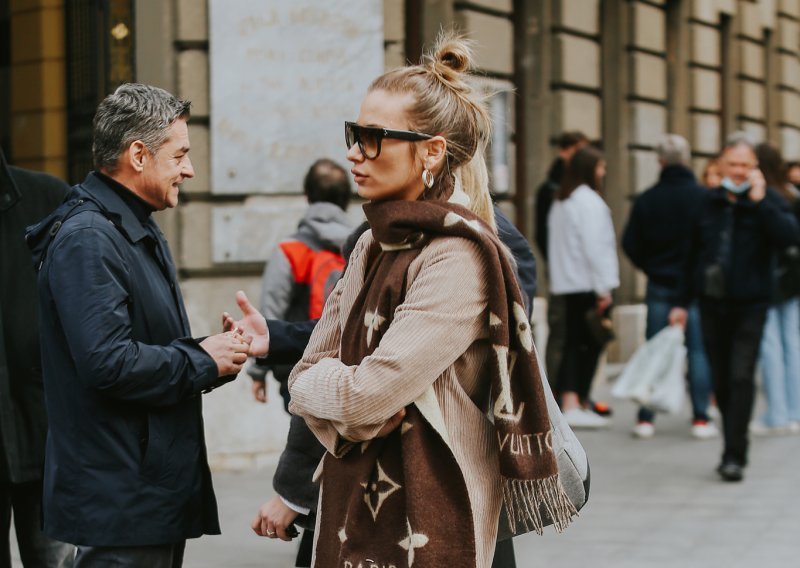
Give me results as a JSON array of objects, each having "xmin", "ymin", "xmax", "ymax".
[
  {"xmin": 8, "ymin": 0, "xmax": 67, "ymax": 177},
  {"xmin": 142, "ymin": 0, "xmax": 800, "ymax": 459}
]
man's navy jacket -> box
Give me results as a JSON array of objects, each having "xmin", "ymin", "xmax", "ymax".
[
  {"xmin": 622, "ymin": 164, "xmax": 707, "ymax": 293},
  {"xmin": 27, "ymin": 173, "xmax": 225, "ymax": 546},
  {"xmin": 682, "ymin": 185, "xmax": 800, "ymax": 306}
]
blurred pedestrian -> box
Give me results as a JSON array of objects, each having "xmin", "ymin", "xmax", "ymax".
[
  {"xmin": 0, "ymin": 147, "xmax": 74, "ymax": 567},
  {"xmin": 247, "ymin": 158, "xmax": 353, "ymax": 409},
  {"xmin": 235, "ymin": 32, "xmax": 576, "ymax": 567},
  {"xmin": 787, "ymin": 160, "xmax": 800, "ymax": 191},
  {"xmin": 702, "ymin": 156, "xmax": 722, "ymax": 189},
  {"xmin": 750, "ymin": 143, "xmax": 800, "ymax": 435},
  {"xmin": 548, "ymin": 146, "xmax": 619, "ymax": 429},
  {"xmin": 535, "ymin": 131, "xmax": 588, "ymax": 260},
  {"xmin": 670, "ymin": 133, "xmax": 800, "ymax": 482},
  {"xmin": 621, "ymin": 134, "xmax": 717, "ymax": 440},
  {"xmin": 26, "ymin": 83, "xmax": 251, "ymax": 567},
  {"xmin": 534, "ymin": 131, "xmax": 587, "ymax": 390}
]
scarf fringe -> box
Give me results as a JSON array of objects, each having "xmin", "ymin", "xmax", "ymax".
[{"xmin": 503, "ymin": 474, "xmax": 578, "ymax": 535}]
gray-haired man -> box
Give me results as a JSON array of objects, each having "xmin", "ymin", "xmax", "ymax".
[
  {"xmin": 669, "ymin": 133, "xmax": 800, "ymax": 481},
  {"xmin": 621, "ymin": 134, "xmax": 717, "ymax": 441},
  {"xmin": 27, "ymin": 83, "xmax": 250, "ymax": 567}
]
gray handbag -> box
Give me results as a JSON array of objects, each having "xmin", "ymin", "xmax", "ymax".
[{"xmin": 498, "ymin": 343, "xmax": 590, "ymax": 539}]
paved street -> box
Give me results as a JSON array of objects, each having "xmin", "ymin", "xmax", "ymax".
[
  {"xmin": 181, "ymin": 387, "xmax": 800, "ymax": 568},
  {"xmin": 11, "ymin": 385, "xmax": 800, "ymax": 567}
]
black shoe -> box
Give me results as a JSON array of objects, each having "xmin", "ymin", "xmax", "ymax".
[{"xmin": 717, "ymin": 461, "xmax": 744, "ymax": 482}]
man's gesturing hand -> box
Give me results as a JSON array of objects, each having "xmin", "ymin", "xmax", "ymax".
[
  {"xmin": 222, "ymin": 290, "xmax": 269, "ymax": 357},
  {"xmin": 200, "ymin": 332, "xmax": 250, "ymax": 377}
]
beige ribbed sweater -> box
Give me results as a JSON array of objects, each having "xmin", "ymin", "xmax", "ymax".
[{"xmin": 288, "ymin": 230, "xmax": 503, "ymax": 568}]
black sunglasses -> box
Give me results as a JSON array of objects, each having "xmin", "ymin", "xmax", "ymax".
[{"xmin": 345, "ymin": 121, "xmax": 433, "ymax": 160}]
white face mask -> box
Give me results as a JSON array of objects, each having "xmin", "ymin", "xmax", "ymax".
[{"xmin": 720, "ymin": 177, "xmax": 751, "ymax": 195}]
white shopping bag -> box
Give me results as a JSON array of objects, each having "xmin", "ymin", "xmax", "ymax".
[{"xmin": 611, "ymin": 325, "xmax": 686, "ymax": 414}]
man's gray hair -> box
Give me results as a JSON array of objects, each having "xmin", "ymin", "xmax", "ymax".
[
  {"xmin": 92, "ymin": 83, "xmax": 191, "ymax": 171},
  {"xmin": 722, "ymin": 131, "xmax": 756, "ymax": 153},
  {"xmin": 656, "ymin": 134, "xmax": 691, "ymax": 166}
]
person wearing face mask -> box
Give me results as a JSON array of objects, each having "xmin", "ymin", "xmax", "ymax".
[{"xmin": 670, "ymin": 132, "xmax": 800, "ymax": 482}]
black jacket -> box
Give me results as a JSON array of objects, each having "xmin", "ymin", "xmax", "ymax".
[
  {"xmin": 0, "ymin": 151, "xmax": 67, "ymax": 483},
  {"xmin": 534, "ymin": 158, "xmax": 564, "ymax": 260},
  {"xmin": 622, "ymin": 165, "xmax": 706, "ymax": 292},
  {"xmin": 682, "ymin": 185, "xmax": 800, "ymax": 306},
  {"xmin": 27, "ymin": 173, "xmax": 228, "ymax": 546}
]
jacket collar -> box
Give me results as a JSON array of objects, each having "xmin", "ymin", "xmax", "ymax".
[
  {"xmin": 659, "ymin": 164, "xmax": 696, "ymax": 183},
  {"xmin": 80, "ymin": 172, "xmax": 151, "ymax": 242},
  {"xmin": 0, "ymin": 147, "xmax": 21, "ymax": 212}
]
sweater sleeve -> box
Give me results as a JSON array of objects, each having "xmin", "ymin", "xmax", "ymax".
[
  {"xmin": 577, "ymin": 192, "xmax": 620, "ymax": 295},
  {"xmin": 288, "ymin": 238, "xmax": 489, "ymax": 453}
]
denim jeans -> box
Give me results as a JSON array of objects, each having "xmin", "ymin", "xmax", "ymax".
[
  {"xmin": 757, "ymin": 298, "xmax": 800, "ymax": 427},
  {"xmin": 638, "ymin": 282, "xmax": 713, "ymax": 423}
]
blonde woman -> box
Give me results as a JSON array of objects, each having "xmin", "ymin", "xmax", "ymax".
[{"xmin": 227, "ymin": 33, "xmax": 576, "ymax": 567}]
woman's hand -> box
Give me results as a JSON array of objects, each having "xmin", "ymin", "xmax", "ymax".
[
  {"xmin": 222, "ymin": 290, "xmax": 269, "ymax": 357},
  {"xmin": 251, "ymin": 496, "xmax": 299, "ymax": 541},
  {"xmin": 375, "ymin": 408, "xmax": 406, "ymax": 437},
  {"xmin": 596, "ymin": 294, "xmax": 613, "ymax": 315}
]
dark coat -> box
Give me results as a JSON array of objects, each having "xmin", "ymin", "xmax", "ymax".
[
  {"xmin": 682, "ymin": 185, "xmax": 800, "ymax": 306},
  {"xmin": 0, "ymin": 151, "xmax": 67, "ymax": 483},
  {"xmin": 534, "ymin": 158, "xmax": 564, "ymax": 261},
  {"xmin": 27, "ymin": 172, "xmax": 229, "ymax": 546},
  {"xmin": 496, "ymin": 205, "xmax": 537, "ymax": 312},
  {"xmin": 622, "ymin": 164, "xmax": 707, "ymax": 293}
]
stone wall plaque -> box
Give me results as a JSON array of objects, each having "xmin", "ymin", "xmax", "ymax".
[{"xmin": 209, "ymin": 1, "xmax": 383, "ymax": 195}]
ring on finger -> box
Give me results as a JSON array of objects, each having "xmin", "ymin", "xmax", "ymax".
[{"xmin": 266, "ymin": 529, "xmax": 276, "ymax": 537}]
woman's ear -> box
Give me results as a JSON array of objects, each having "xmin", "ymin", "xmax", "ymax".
[{"xmin": 422, "ymin": 136, "xmax": 447, "ymax": 171}]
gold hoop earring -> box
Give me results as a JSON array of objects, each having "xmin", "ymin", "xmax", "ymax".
[{"xmin": 422, "ymin": 168, "xmax": 435, "ymax": 189}]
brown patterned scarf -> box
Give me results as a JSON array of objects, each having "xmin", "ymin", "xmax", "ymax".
[{"xmin": 313, "ymin": 199, "xmax": 576, "ymax": 567}]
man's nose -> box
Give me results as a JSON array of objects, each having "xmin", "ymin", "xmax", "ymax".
[{"xmin": 183, "ymin": 156, "xmax": 195, "ymax": 179}]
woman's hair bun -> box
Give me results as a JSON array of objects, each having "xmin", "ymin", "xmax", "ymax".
[{"xmin": 430, "ymin": 31, "xmax": 474, "ymax": 79}]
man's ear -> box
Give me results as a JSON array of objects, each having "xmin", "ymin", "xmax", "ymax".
[
  {"xmin": 422, "ymin": 136, "xmax": 447, "ymax": 171},
  {"xmin": 128, "ymin": 140, "xmax": 147, "ymax": 173}
]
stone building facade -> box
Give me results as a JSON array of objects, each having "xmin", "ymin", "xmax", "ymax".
[{"xmin": 3, "ymin": 0, "xmax": 800, "ymax": 464}]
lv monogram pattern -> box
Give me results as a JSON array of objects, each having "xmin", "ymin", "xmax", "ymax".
[{"xmin": 313, "ymin": 200, "xmax": 576, "ymax": 568}]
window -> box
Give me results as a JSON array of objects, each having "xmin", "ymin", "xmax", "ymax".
[{"xmin": 66, "ymin": 0, "xmax": 134, "ymax": 183}]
